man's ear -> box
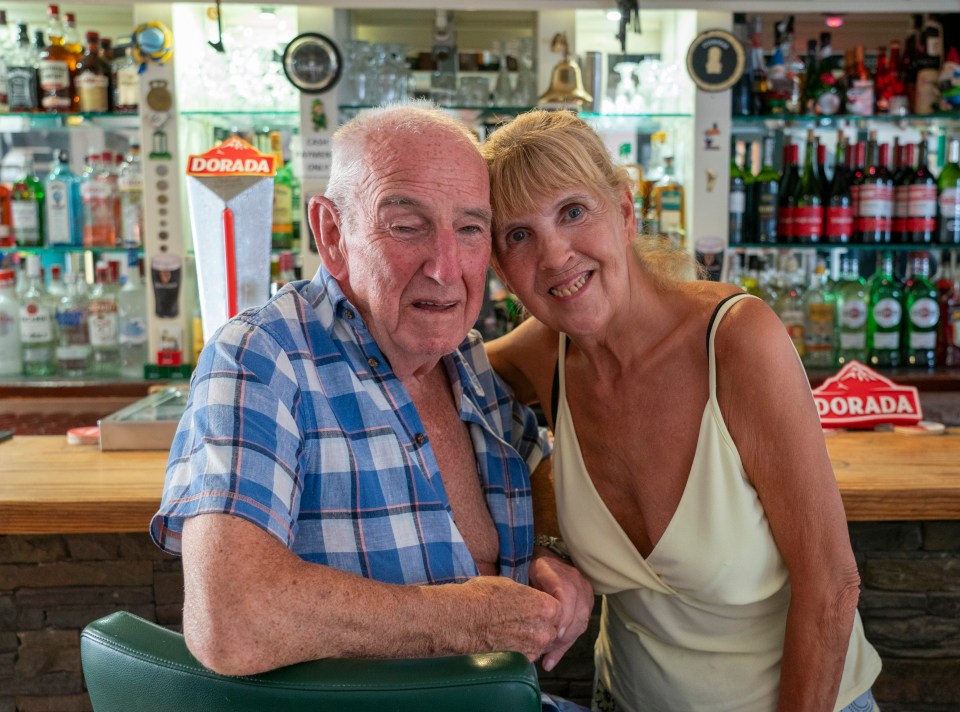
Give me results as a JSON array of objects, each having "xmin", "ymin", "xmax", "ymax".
[{"xmin": 309, "ymin": 195, "xmax": 348, "ymax": 280}]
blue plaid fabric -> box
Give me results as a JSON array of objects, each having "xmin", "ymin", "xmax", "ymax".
[{"xmin": 150, "ymin": 267, "xmax": 546, "ymax": 586}]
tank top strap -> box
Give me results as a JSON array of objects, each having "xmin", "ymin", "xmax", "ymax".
[{"xmin": 706, "ymin": 293, "xmax": 757, "ymax": 399}]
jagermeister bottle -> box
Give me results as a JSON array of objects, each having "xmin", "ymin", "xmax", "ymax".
[
  {"xmin": 903, "ymin": 251, "xmax": 940, "ymax": 368},
  {"xmin": 803, "ymin": 257, "xmax": 836, "ymax": 369},
  {"xmin": 835, "ymin": 253, "xmax": 868, "ymax": 366},
  {"xmin": 867, "ymin": 251, "xmax": 903, "ymax": 368}
]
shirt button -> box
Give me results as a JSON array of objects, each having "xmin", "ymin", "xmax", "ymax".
[
  {"xmin": 344, "ymin": 309, "xmax": 355, "ymax": 320},
  {"xmin": 415, "ymin": 433, "xmax": 426, "ymax": 445},
  {"xmin": 367, "ymin": 357, "xmax": 379, "ymax": 368}
]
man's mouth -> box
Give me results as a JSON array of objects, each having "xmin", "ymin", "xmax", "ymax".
[
  {"xmin": 549, "ymin": 272, "xmax": 591, "ymax": 298},
  {"xmin": 412, "ymin": 300, "xmax": 457, "ymax": 311}
]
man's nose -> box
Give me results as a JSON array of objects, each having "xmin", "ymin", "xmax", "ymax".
[{"xmin": 424, "ymin": 228, "xmax": 462, "ymax": 284}]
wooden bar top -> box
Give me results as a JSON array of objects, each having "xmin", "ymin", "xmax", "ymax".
[{"xmin": 0, "ymin": 431, "xmax": 958, "ymax": 535}]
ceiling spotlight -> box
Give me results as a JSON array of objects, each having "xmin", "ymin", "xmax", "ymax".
[{"xmin": 824, "ymin": 14, "xmax": 844, "ymax": 29}]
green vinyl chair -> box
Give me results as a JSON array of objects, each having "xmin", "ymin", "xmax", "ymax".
[{"xmin": 81, "ymin": 612, "xmax": 541, "ymax": 712}]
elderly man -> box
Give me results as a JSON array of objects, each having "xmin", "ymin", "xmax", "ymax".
[{"xmin": 150, "ymin": 104, "xmax": 592, "ymax": 702}]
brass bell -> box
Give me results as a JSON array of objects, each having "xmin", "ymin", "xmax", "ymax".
[{"xmin": 538, "ymin": 32, "xmax": 593, "ymax": 107}]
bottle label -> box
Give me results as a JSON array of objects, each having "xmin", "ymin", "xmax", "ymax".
[
  {"xmin": 57, "ymin": 343, "xmax": 92, "ymax": 361},
  {"xmin": 756, "ymin": 192, "xmax": 777, "ymax": 242},
  {"xmin": 7, "ymin": 67, "xmax": 38, "ymax": 110},
  {"xmin": 816, "ymin": 91, "xmax": 841, "ymax": 116},
  {"xmin": 910, "ymin": 331, "xmax": 937, "ymax": 350},
  {"xmin": 119, "ymin": 316, "xmax": 148, "ymax": 346},
  {"xmin": 0, "ymin": 309, "xmax": 16, "ymax": 338},
  {"xmin": 38, "ymin": 60, "xmax": 70, "ymax": 90},
  {"xmin": 116, "ymin": 67, "xmax": 140, "ymax": 108},
  {"xmin": 845, "ymin": 80, "xmax": 875, "ymax": 116},
  {"xmin": 272, "ymin": 184, "xmax": 294, "ymax": 233},
  {"xmin": 873, "ymin": 331, "xmax": 900, "ymax": 350},
  {"xmin": 841, "ymin": 299, "xmax": 868, "ymax": 329},
  {"xmin": 777, "ymin": 206, "xmax": 795, "ymax": 239},
  {"xmin": 792, "ymin": 206, "xmax": 823, "ymax": 239},
  {"xmin": 840, "ymin": 332, "xmax": 866, "ymax": 350},
  {"xmin": 76, "ymin": 72, "xmax": 109, "ymax": 112},
  {"xmin": 56, "ymin": 307, "xmax": 86, "ymax": 330},
  {"xmin": 914, "ymin": 69, "xmax": 939, "ymax": 115},
  {"xmin": 11, "ymin": 199, "xmax": 40, "ymax": 243},
  {"xmin": 825, "ymin": 206, "xmax": 854, "ymax": 240},
  {"xmin": 805, "ymin": 303, "xmax": 834, "ymax": 351},
  {"xmin": 951, "ymin": 307, "xmax": 960, "ymax": 347},
  {"xmin": 872, "ymin": 297, "xmax": 902, "ymax": 329},
  {"xmin": 729, "ymin": 188, "xmax": 746, "ymax": 215},
  {"xmin": 45, "ymin": 178, "xmax": 74, "ymax": 245},
  {"xmin": 909, "ymin": 297, "xmax": 939, "ymax": 329},
  {"xmin": 88, "ymin": 301, "xmax": 119, "ymax": 346},
  {"xmin": 20, "ymin": 303, "xmax": 53, "ymax": 342},
  {"xmin": 858, "ymin": 184, "xmax": 894, "ymax": 216},
  {"xmin": 658, "ymin": 188, "xmax": 683, "ymax": 234},
  {"xmin": 893, "ymin": 184, "xmax": 909, "ymax": 233},
  {"xmin": 939, "ymin": 187, "xmax": 960, "ymax": 241}
]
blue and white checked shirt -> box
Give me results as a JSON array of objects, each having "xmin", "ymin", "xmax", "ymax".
[{"xmin": 150, "ymin": 267, "xmax": 547, "ymax": 586}]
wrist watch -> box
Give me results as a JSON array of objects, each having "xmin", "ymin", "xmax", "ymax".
[{"xmin": 534, "ymin": 534, "xmax": 572, "ymax": 562}]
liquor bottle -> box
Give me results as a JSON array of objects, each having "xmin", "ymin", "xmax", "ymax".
[
  {"xmin": 19, "ymin": 254, "xmax": 57, "ymax": 376},
  {"xmin": 747, "ymin": 16, "xmax": 767, "ymax": 117},
  {"xmin": 835, "ymin": 254, "xmax": 868, "ymax": 366},
  {"xmin": 0, "ymin": 268, "xmax": 21, "ymax": 375},
  {"xmin": 845, "ymin": 45, "xmax": 875, "ymax": 117},
  {"xmin": 11, "ymin": 159, "xmax": 44, "ymax": 247},
  {"xmin": 903, "ymin": 252, "xmax": 940, "ymax": 368},
  {"xmin": 908, "ymin": 134, "xmax": 938, "ymax": 245},
  {"xmin": 55, "ymin": 268, "xmax": 90, "ymax": 376},
  {"xmin": 87, "ymin": 263, "xmax": 119, "ymax": 375},
  {"xmin": 815, "ymin": 140, "xmax": 829, "ymax": 204},
  {"xmin": 111, "ymin": 45, "xmax": 139, "ymax": 113},
  {"xmin": 913, "ymin": 22, "xmax": 941, "ymax": 115},
  {"xmin": 81, "ymin": 151, "xmax": 117, "ymax": 247},
  {"xmin": 99, "ymin": 38, "xmax": 113, "ymax": 65},
  {"xmin": 730, "ymin": 13, "xmax": 752, "ymax": 117},
  {"xmin": 938, "ymin": 253, "xmax": 960, "ymax": 367},
  {"xmin": 271, "ymin": 251, "xmax": 298, "ymax": 295},
  {"xmin": 803, "ymin": 258, "xmax": 836, "ymax": 369},
  {"xmin": 939, "ymin": 137, "xmax": 960, "ymax": 245},
  {"xmin": 849, "ymin": 141, "xmax": 867, "ymax": 224},
  {"xmin": 792, "ymin": 129, "xmax": 823, "ymax": 244},
  {"xmin": 874, "ymin": 47, "xmax": 892, "ymax": 114},
  {"xmin": 903, "ymin": 14, "xmax": 922, "ymax": 102},
  {"xmin": 653, "ymin": 155, "xmax": 686, "ymax": 249},
  {"xmin": 44, "ymin": 149, "xmax": 82, "ymax": 247},
  {"xmin": 777, "ymin": 142, "xmax": 799, "ymax": 243},
  {"xmin": 825, "ymin": 137, "xmax": 854, "ymax": 244},
  {"xmin": 117, "ymin": 254, "xmax": 147, "ymax": 378},
  {"xmin": 74, "ymin": 31, "xmax": 110, "ymax": 113},
  {"xmin": 46, "ymin": 263, "xmax": 65, "ymax": 298},
  {"xmin": 800, "ymin": 38, "xmax": 819, "ymax": 115},
  {"xmin": 0, "ymin": 183, "xmax": 12, "ymax": 248},
  {"xmin": 0, "ymin": 10, "xmax": 10, "ymax": 114},
  {"xmin": 856, "ymin": 132, "xmax": 893, "ymax": 244},
  {"xmin": 764, "ymin": 47, "xmax": 792, "ymax": 115},
  {"xmin": 7, "ymin": 23, "xmax": 39, "ymax": 112},
  {"xmin": 813, "ymin": 32, "xmax": 842, "ymax": 116},
  {"xmin": 38, "ymin": 3, "xmax": 77, "ymax": 113},
  {"xmin": 867, "ymin": 252, "xmax": 903, "ymax": 368},
  {"xmin": 270, "ymin": 131, "xmax": 294, "ymax": 249},
  {"xmin": 117, "ymin": 145, "xmax": 144, "ymax": 247},
  {"xmin": 728, "ymin": 141, "xmax": 748, "ymax": 245},
  {"xmin": 62, "ymin": 12, "xmax": 82, "ymax": 56},
  {"xmin": 753, "ymin": 137, "xmax": 779, "ymax": 244},
  {"xmin": 892, "ymin": 142, "xmax": 914, "ymax": 244},
  {"xmin": 776, "ymin": 15, "xmax": 803, "ymax": 115},
  {"xmin": 775, "ymin": 264, "xmax": 805, "ymax": 358}
]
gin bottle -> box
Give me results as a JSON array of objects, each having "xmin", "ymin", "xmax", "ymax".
[
  {"xmin": 55, "ymin": 268, "xmax": 91, "ymax": 376},
  {"xmin": 87, "ymin": 264, "xmax": 119, "ymax": 375},
  {"xmin": 45, "ymin": 149, "xmax": 82, "ymax": 246}
]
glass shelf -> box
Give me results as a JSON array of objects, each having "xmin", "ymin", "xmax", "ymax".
[
  {"xmin": 180, "ymin": 110, "xmax": 300, "ymax": 131},
  {"xmin": 732, "ymin": 242, "xmax": 960, "ymax": 251},
  {"xmin": 0, "ymin": 111, "xmax": 139, "ymax": 130},
  {"xmin": 0, "ymin": 245, "xmax": 141, "ymax": 254},
  {"xmin": 732, "ymin": 112, "xmax": 960, "ymax": 130},
  {"xmin": 180, "ymin": 110, "xmax": 298, "ymax": 118}
]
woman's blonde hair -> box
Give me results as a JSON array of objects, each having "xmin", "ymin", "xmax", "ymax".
[{"xmin": 481, "ymin": 109, "xmax": 700, "ymax": 283}]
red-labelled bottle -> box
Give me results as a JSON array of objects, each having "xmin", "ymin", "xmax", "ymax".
[
  {"xmin": 908, "ymin": 133, "xmax": 938, "ymax": 245},
  {"xmin": 893, "ymin": 142, "xmax": 914, "ymax": 244},
  {"xmin": 793, "ymin": 129, "xmax": 823, "ymax": 244},
  {"xmin": 777, "ymin": 143, "xmax": 800, "ymax": 243},
  {"xmin": 849, "ymin": 140, "xmax": 866, "ymax": 233},
  {"xmin": 857, "ymin": 132, "xmax": 893, "ymax": 244},
  {"xmin": 825, "ymin": 138, "xmax": 854, "ymax": 244}
]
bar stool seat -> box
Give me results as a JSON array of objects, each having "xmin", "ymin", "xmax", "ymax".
[{"xmin": 81, "ymin": 611, "xmax": 541, "ymax": 712}]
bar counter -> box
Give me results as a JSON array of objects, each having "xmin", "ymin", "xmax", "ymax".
[{"xmin": 0, "ymin": 429, "xmax": 958, "ymax": 535}]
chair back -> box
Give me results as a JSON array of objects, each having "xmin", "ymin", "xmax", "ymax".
[{"xmin": 81, "ymin": 611, "xmax": 541, "ymax": 712}]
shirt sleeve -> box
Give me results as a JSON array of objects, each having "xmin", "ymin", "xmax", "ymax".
[{"xmin": 150, "ymin": 317, "xmax": 305, "ymax": 555}]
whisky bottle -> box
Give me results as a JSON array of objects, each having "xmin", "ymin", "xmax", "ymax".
[
  {"xmin": 867, "ymin": 252, "xmax": 903, "ymax": 368},
  {"xmin": 74, "ymin": 31, "xmax": 110, "ymax": 113},
  {"xmin": 270, "ymin": 131, "xmax": 294, "ymax": 250},
  {"xmin": 38, "ymin": 3, "xmax": 77, "ymax": 113},
  {"xmin": 653, "ymin": 155, "xmax": 685, "ymax": 249},
  {"xmin": 111, "ymin": 46, "xmax": 139, "ymax": 112},
  {"xmin": 6, "ymin": 23, "xmax": 39, "ymax": 112}
]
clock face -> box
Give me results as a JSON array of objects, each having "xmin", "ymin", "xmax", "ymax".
[{"xmin": 282, "ymin": 33, "xmax": 342, "ymax": 94}]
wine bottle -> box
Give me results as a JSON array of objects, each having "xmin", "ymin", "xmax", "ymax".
[
  {"xmin": 892, "ymin": 141, "xmax": 914, "ymax": 244},
  {"xmin": 849, "ymin": 141, "xmax": 866, "ymax": 234},
  {"xmin": 908, "ymin": 133, "xmax": 938, "ymax": 245},
  {"xmin": 793, "ymin": 128, "xmax": 823, "ymax": 244},
  {"xmin": 753, "ymin": 137, "xmax": 779, "ymax": 243},
  {"xmin": 777, "ymin": 142, "xmax": 799, "ymax": 243},
  {"xmin": 939, "ymin": 137, "xmax": 960, "ymax": 245},
  {"xmin": 825, "ymin": 137, "xmax": 854, "ymax": 244},
  {"xmin": 857, "ymin": 131, "xmax": 893, "ymax": 244},
  {"xmin": 728, "ymin": 141, "xmax": 748, "ymax": 245}
]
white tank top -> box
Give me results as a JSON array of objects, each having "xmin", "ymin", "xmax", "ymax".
[{"xmin": 553, "ymin": 293, "xmax": 881, "ymax": 712}]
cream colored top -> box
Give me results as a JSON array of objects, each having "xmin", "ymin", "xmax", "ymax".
[{"xmin": 553, "ymin": 293, "xmax": 881, "ymax": 712}]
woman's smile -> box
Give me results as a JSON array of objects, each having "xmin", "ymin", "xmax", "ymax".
[{"xmin": 548, "ymin": 270, "xmax": 593, "ymax": 298}]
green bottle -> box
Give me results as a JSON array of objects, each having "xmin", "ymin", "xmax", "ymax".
[
  {"xmin": 753, "ymin": 137, "xmax": 779, "ymax": 243},
  {"xmin": 835, "ymin": 254, "xmax": 868, "ymax": 366},
  {"xmin": 12, "ymin": 158, "xmax": 45, "ymax": 247},
  {"xmin": 867, "ymin": 251, "xmax": 903, "ymax": 368},
  {"xmin": 903, "ymin": 251, "xmax": 940, "ymax": 368}
]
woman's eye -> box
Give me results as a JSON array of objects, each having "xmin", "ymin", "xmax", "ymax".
[
  {"xmin": 565, "ymin": 206, "xmax": 584, "ymax": 220},
  {"xmin": 506, "ymin": 229, "xmax": 529, "ymax": 244}
]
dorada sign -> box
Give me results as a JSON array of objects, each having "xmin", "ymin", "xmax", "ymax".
[
  {"xmin": 187, "ymin": 137, "xmax": 275, "ymax": 177},
  {"xmin": 813, "ymin": 361, "xmax": 922, "ymax": 429}
]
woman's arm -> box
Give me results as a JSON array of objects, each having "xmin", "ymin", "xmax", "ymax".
[
  {"xmin": 486, "ymin": 317, "xmax": 559, "ymax": 410},
  {"xmin": 716, "ymin": 298, "xmax": 861, "ymax": 712}
]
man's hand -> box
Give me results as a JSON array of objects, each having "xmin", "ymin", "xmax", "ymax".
[
  {"xmin": 528, "ymin": 553, "xmax": 594, "ymax": 671},
  {"xmin": 455, "ymin": 575, "xmax": 564, "ymax": 662}
]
